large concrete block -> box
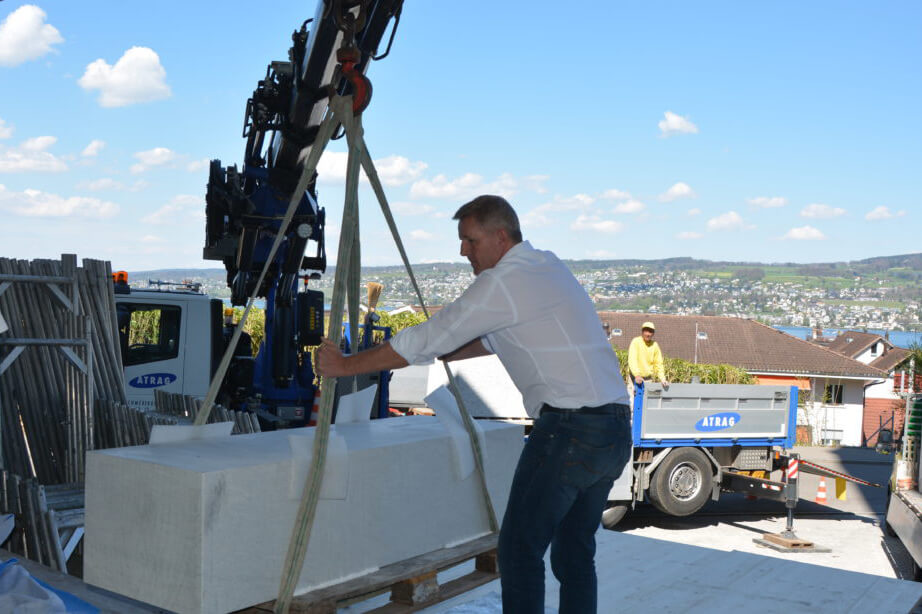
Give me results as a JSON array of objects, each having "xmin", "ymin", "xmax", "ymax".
[{"xmin": 84, "ymin": 417, "xmax": 522, "ymax": 614}]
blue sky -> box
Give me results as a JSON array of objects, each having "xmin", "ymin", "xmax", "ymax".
[{"xmin": 0, "ymin": 1, "xmax": 919, "ymax": 270}]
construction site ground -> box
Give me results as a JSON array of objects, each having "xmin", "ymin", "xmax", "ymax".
[
  {"xmin": 343, "ymin": 445, "xmax": 922, "ymax": 613},
  {"xmin": 7, "ymin": 445, "xmax": 922, "ymax": 612}
]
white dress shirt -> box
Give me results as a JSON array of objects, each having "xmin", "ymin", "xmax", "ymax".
[{"xmin": 389, "ymin": 241, "xmax": 630, "ymax": 417}]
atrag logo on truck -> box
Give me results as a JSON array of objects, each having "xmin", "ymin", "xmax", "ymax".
[
  {"xmin": 695, "ymin": 412, "xmax": 741, "ymax": 432},
  {"xmin": 129, "ymin": 373, "xmax": 177, "ymax": 388}
]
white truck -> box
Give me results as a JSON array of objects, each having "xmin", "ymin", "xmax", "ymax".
[
  {"xmin": 115, "ymin": 284, "xmax": 222, "ymax": 411},
  {"xmin": 886, "ymin": 392, "xmax": 922, "ymax": 581}
]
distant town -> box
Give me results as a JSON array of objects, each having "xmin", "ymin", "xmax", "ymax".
[{"xmin": 132, "ymin": 252, "xmax": 922, "ymax": 332}]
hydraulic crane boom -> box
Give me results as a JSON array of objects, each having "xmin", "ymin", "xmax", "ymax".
[{"xmin": 201, "ymin": 0, "xmax": 402, "ymax": 424}]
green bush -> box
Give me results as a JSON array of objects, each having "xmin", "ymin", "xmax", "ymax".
[
  {"xmin": 228, "ymin": 306, "xmax": 265, "ymax": 356},
  {"xmin": 613, "ymin": 349, "xmax": 756, "ymax": 385}
]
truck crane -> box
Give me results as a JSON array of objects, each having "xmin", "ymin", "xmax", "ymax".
[{"xmin": 116, "ymin": 0, "xmax": 403, "ymax": 425}]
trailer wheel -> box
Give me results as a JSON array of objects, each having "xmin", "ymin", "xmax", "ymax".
[
  {"xmin": 649, "ymin": 448, "xmax": 712, "ymax": 517},
  {"xmin": 601, "ymin": 501, "xmax": 630, "ymax": 530}
]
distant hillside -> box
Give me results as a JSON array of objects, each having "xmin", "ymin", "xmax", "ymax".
[
  {"xmin": 129, "ymin": 253, "xmax": 922, "ymax": 279},
  {"xmin": 127, "ymin": 268, "xmax": 226, "ymax": 281}
]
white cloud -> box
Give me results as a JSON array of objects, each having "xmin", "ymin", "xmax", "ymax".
[
  {"xmin": 0, "ymin": 5, "xmax": 63, "ymax": 67},
  {"xmin": 316, "ymin": 151, "xmax": 428, "ymax": 187},
  {"xmin": 186, "ymin": 158, "xmax": 209, "ymax": 172},
  {"xmin": 747, "ymin": 196, "xmax": 787, "ymax": 208},
  {"xmin": 613, "ymin": 199, "xmax": 646, "ymax": 214},
  {"xmin": 706, "ymin": 211, "xmax": 752, "ymax": 231},
  {"xmin": 601, "ymin": 188, "xmax": 631, "ymax": 201},
  {"xmin": 800, "ymin": 203, "xmax": 846, "ymax": 219},
  {"xmin": 659, "ymin": 181, "xmax": 696, "ymax": 202},
  {"xmin": 570, "ymin": 214, "xmax": 623, "ymax": 233},
  {"xmin": 687, "ymin": 208, "xmax": 701, "ymax": 216},
  {"xmin": 409, "ymin": 229, "xmax": 435, "ymax": 241},
  {"xmin": 78, "ymin": 47, "xmax": 171, "ymax": 108},
  {"xmin": 536, "ymin": 194, "xmax": 596, "ymax": 212},
  {"xmin": 21, "ymin": 136, "xmax": 56, "ymax": 152},
  {"xmin": 373, "ymin": 155, "xmax": 428, "ymax": 186},
  {"xmin": 391, "ymin": 201, "xmax": 435, "ymax": 215},
  {"xmin": 783, "ymin": 225, "xmax": 826, "ymax": 240},
  {"xmin": 78, "ymin": 177, "xmax": 148, "ymax": 192},
  {"xmin": 658, "ymin": 111, "xmax": 698, "ymax": 137},
  {"xmin": 520, "ymin": 194, "xmax": 597, "ymax": 228},
  {"xmin": 80, "ymin": 178, "xmax": 120, "ymax": 191},
  {"xmin": 0, "ymin": 184, "xmax": 118, "ymax": 218},
  {"xmin": 520, "ymin": 209, "xmax": 552, "ymax": 228},
  {"xmin": 130, "ymin": 147, "xmax": 177, "ymax": 173},
  {"xmin": 141, "ymin": 194, "xmax": 202, "ymax": 224},
  {"xmin": 410, "ymin": 172, "xmax": 482, "ymax": 198},
  {"xmin": 676, "ymin": 231, "xmax": 703, "ymax": 240},
  {"xmin": 408, "ymin": 171, "xmax": 520, "ymax": 200},
  {"xmin": 0, "ymin": 137, "xmax": 67, "ymax": 172},
  {"xmin": 140, "ymin": 235, "xmax": 165, "ymax": 243},
  {"xmin": 522, "ymin": 175, "xmax": 550, "ymax": 194},
  {"xmin": 865, "ymin": 206, "xmax": 906, "ymax": 221},
  {"xmin": 81, "ymin": 140, "xmax": 106, "ymax": 157},
  {"xmin": 0, "ymin": 118, "xmax": 13, "ymax": 139}
]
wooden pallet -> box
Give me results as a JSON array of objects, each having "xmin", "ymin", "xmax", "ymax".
[{"xmin": 241, "ymin": 533, "xmax": 499, "ymax": 614}]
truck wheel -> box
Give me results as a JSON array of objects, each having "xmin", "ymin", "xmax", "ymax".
[
  {"xmin": 601, "ymin": 501, "xmax": 630, "ymax": 530},
  {"xmin": 649, "ymin": 448, "xmax": 712, "ymax": 517}
]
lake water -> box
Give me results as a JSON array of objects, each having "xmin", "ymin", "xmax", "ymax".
[{"xmin": 774, "ymin": 325, "xmax": 922, "ymax": 349}]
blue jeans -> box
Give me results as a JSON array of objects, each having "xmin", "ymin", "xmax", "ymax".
[{"xmin": 498, "ymin": 405, "xmax": 632, "ymax": 614}]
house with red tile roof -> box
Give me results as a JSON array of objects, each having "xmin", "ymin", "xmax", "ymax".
[
  {"xmin": 599, "ymin": 313, "xmax": 888, "ymax": 447},
  {"xmin": 811, "ymin": 330, "xmax": 914, "ymax": 446}
]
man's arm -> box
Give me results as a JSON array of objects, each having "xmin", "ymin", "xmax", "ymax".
[
  {"xmin": 627, "ymin": 337, "xmax": 644, "ymax": 384},
  {"xmin": 315, "ymin": 337, "xmax": 409, "ymax": 378},
  {"xmin": 653, "ymin": 343, "xmax": 668, "ymax": 385},
  {"xmin": 438, "ymin": 338, "xmax": 491, "ymax": 362}
]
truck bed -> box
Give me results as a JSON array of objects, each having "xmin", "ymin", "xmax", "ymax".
[{"xmin": 889, "ymin": 488, "xmax": 922, "ymax": 571}]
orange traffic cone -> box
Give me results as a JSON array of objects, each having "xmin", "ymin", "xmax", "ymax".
[{"xmin": 814, "ymin": 477, "xmax": 828, "ymax": 504}]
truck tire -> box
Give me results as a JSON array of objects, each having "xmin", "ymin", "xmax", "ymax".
[
  {"xmin": 601, "ymin": 501, "xmax": 630, "ymax": 530},
  {"xmin": 649, "ymin": 447, "xmax": 712, "ymax": 517}
]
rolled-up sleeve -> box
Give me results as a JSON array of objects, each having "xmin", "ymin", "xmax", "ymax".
[{"xmin": 389, "ymin": 271, "xmax": 516, "ymax": 365}]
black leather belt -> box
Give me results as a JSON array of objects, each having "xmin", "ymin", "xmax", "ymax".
[{"xmin": 539, "ymin": 403, "xmax": 631, "ymax": 419}]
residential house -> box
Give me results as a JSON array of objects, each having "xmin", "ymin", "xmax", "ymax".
[
  {"xmin": 599, "ymin": 313, "xmax": 887, "ymax": 447},
  {"xmin": 816, "ymin": 330, "xmax": 914, "ymax": 446}
]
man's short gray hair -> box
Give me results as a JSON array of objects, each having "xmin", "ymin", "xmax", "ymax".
[{"xmin": 452, "ymin": 195, "xmax": 523, "ymax": 243}]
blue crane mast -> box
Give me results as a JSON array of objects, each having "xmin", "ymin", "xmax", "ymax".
[{"xmin": 202, "ymin": 0, "xmax": 403, "ymax": 425}]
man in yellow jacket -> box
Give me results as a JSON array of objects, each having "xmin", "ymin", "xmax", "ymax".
[{"xmin": 628, "ymin": 321, "xmax": 668, "ymax": 397}]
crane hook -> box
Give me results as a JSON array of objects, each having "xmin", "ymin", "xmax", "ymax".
[{"xmin": 337, "ymin": 47, "xmax": 372, "ymax": 114}]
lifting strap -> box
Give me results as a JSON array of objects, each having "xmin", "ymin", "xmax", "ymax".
[{"xmin": 271, "ymin": 95, "xmax": 497, "ymax": 613}]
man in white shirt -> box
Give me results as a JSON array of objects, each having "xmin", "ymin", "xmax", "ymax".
[{"xmin": 316, "ymin": 195, "xmax": 631, "ymax": 614}]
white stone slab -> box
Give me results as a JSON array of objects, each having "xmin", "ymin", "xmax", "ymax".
[
  {"xmin": 389, "ymin": 356, "xmax": 528, "ymax": 419},
  {"xmin": 84, "ymin": 417, "xmax": 522, "ymax": 614},
  {"xmin": 426, "ymin": 387, "xmax": 487, "ymax": 481}
]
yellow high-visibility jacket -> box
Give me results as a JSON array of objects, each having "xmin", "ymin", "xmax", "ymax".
[{"xmin": 628, "ymin": 336, "xmax": 665, "ymax": 381}]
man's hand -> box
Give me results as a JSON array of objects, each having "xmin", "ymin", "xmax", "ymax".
[
  {"xmin": 315, "ymin": 337, "xmax": 348, "ymax": 378},
  {"xmin": 315, "ymin": 336, "xmax": 410, "ymax": 378},
  {"xmin": 661, "ymin": 378, "xmax": 670, "ymax": 388},
  {"xmin": 634, "ymin": 375, "xmax": 644, "ymax": 385}
]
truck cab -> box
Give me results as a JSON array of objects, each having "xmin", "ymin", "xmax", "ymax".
[{"xmin": 115, "ymin": 284, "xmax": 224, "ymax": 410}]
